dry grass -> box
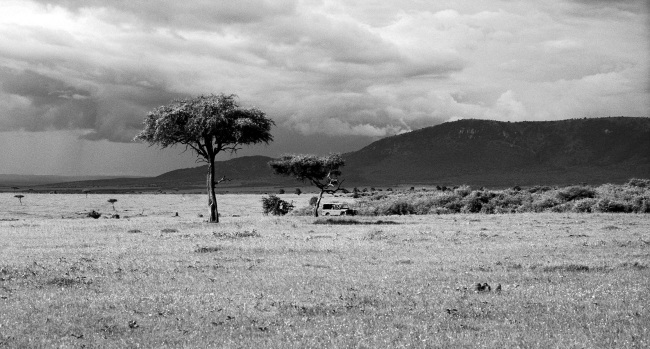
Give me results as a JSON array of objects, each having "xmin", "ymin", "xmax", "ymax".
[{"xmin": 0, "ymin": 193, "xmax": 649, "ymax": 348}]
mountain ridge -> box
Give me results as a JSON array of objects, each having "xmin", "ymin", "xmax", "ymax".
[
  {"xmin": 18, "ymin": 116, "xmax": 650, "ymax": 191},
  {"xmin": 343, "ymin": 116, "xmax": 650, "ymax": 186}
]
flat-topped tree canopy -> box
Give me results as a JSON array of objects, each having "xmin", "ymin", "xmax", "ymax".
[
  {"xmin": 135, "ymin": 94, "xmax": 273, "ymax": 156},
  {"xmin": 134, "ymin": 93, "xmax": 274, "ymax": 223},
  {"xmin": 269, "ymin": 153, "xmax": 345, "ymax": 217},
  {"xmin": 269, "ymin": 153, "xmax": 343, "ymax": 185}
]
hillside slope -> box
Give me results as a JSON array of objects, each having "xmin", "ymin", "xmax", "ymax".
[{"xmin": 344, "ymin": 117, "xmax": 650, "ymax": 186}]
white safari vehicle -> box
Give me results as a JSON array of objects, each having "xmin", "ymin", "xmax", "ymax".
[{"xmin": 321, "ymin": 202, "xmax": 356, "ymax": 216}]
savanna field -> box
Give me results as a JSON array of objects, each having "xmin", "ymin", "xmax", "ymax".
[{"xmin": 1, "ymin": 190, "xmax": 649, "ymax": 348}]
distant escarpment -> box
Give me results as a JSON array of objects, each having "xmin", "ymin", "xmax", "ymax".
[{"xmin": 343, "ymin": 117, "xmax": 650, "ymax": 186}]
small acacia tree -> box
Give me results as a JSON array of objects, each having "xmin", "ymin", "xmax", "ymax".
[
  {"xmin": 108, "ymin": 198, "xmax": 117, "ymax": 210},
  {"xmin": 134, "ymin": 94, "xmax": 274, "ymax": 223},
  {"xmin": 14, "ymin": 194, "xmax": 24, "ymax": 205},
  {"xmin": 269, "ymin": 153, "xmax": 345, "ymax": 217}
]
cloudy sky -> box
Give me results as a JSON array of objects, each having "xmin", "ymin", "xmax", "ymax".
[{"xmin": 0, "ymin": 0, "xmax": 648, "ymax": 176}]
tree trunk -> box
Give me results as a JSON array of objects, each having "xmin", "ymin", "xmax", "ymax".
[
  {"xmin": 207, "ymin": 158, "xmax": 219, "ymax": 223},
  {"xmin": 314, "ymin": 190, "xmax": 324, "ymax": 217}
]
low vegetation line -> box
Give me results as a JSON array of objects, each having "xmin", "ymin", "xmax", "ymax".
[{"xmin": 350, "ymin": 178, "xmax": 650, "ymax": 216}]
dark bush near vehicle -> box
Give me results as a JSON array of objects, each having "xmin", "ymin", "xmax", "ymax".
[{"xmin": 262, "ymin": 195, "xmax": 293, "ymax": 216}]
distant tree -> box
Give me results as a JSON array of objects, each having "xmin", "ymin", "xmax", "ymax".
[
  {"xmin": 108, "ymin": 198, "xmax": 117, "ymax": 210},
  {"xmin": 278, "ymin": 188, "xmax": 285, "ymax": 194},
  {"xmin": 14, "ymin": 195, "xmax": 24, "ymax": 205},
  {"xmin": 294, "ymin": 188, "xmax": 302, "ymax": 195},
  {"xmin": 82, "ymin": 189, "xmax": 91, "ymax": 197},
  {"xmin": 134, "ymin": 94, "xmax": 274, "ymax": 223},
  {"xmin": 269, "ymin": 153, "xmax": 345, "ymax": 217}
]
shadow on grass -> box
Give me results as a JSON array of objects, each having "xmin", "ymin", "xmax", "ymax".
[
  {"xmin": 313, "ymin": 218, "xmax": 400, "ymax": 225},
  {"xmin": 195, "ymin": 246, "xmax": 224, "ymax": 253}
]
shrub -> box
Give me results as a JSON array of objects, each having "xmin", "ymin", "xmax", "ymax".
[
  {"xmin": 550, "ymin": 202, "xmax": 573, "ymax": 213},
  {"xmin": 461, "ymin": 197, "xmax": 483, "ymax": 213},
  {"xmin": 442, "ymin": 201, "xmax": 462, "ymax": 213},
  {"xmin": 278, "ymin": 188, "xmax": 285, "ymax": 194},
  {"xmin": 454, "ymin": 185, "xmax": 472, "ymax": 197},
  {"xmin": 87, "ymin": 210, "xmax": 101, "ymax": 219},
  {"xmin": 351, "ymin": 181, "xmax": 648, "ymax": 216},
  {"xmin": 573, "ymin": 198, "xmax": 598, "ymax": 213},
  {"xmin": 631, "ymin": 197, "xmax": 650, "ymax": 213},
  {"xmin": 628, "ymin": 178, "xmax": 650, "ymax": 188},
  {"xmin": 528, "ymin": 186, "xmax": 552, "ymax": 193},
  {"xmin": 295, "ymin": 188, "xmax": 302, "ymax": 195},
  {"xmin": 593, "ymin": 198, "xmax": 632, "ymax": 213},
  {"xmin": 532, "ymin": 196, "xmax": 560, "ymax": 212},
  {"xmin": 309, "ymin": 196, "xmax": 319, "ymax": 207},
  {"xmin": 384, "ymin": 201, "xmax": 416, "ymax": 215},
  {"xmin": 557, "ymin": 186, "xmax": 596, "ymax": 202},
  {"xmin": 262, "ymin": 195, "xmax": 293, "ymax": 216}
]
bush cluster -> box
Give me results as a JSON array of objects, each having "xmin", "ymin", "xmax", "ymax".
[
  {"xmin": 261, "ymin": 195, "xmax": 293, "ymax": 216},
  {"xmin": 353, "ymin": 179, "xmax": 650, "ymax": 215}
]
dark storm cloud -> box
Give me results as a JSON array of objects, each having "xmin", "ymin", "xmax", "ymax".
[
  {"xmin": 0, "ymin": 68, "xmax": 97, "ymax": 130},
  {"xmin": 0, "ymin": 67, "xmax": 186, "ymax": 142},
  {"xmin": 31, "ymin": 0, "xmax": 298, "ymax": 28},
  {"xmin": 0, "ymin": 0, "xmax": 647, "ymax": 144}
]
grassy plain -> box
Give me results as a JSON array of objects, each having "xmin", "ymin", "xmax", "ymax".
[{"xmin": 1, "ymin": 193, "xmax": 649, "ymax": 348}]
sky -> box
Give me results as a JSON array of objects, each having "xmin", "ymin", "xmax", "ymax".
[{"xmin": 0, "ymin": 0, "xmax": 648, "ymax": 176}]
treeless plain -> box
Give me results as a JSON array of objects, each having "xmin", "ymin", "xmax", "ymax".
[{"xmin": 1, "ymin": 194, "xmax": 648, "ymax": 348}]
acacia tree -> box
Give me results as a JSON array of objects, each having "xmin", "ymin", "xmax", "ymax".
[
  {"xmin": 134, "ymin": 94, "xmax": 274, "ymax": 223},
  {"xmin": 269, "ymin": 153, "xmax": 345, "ymax": 217}
]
